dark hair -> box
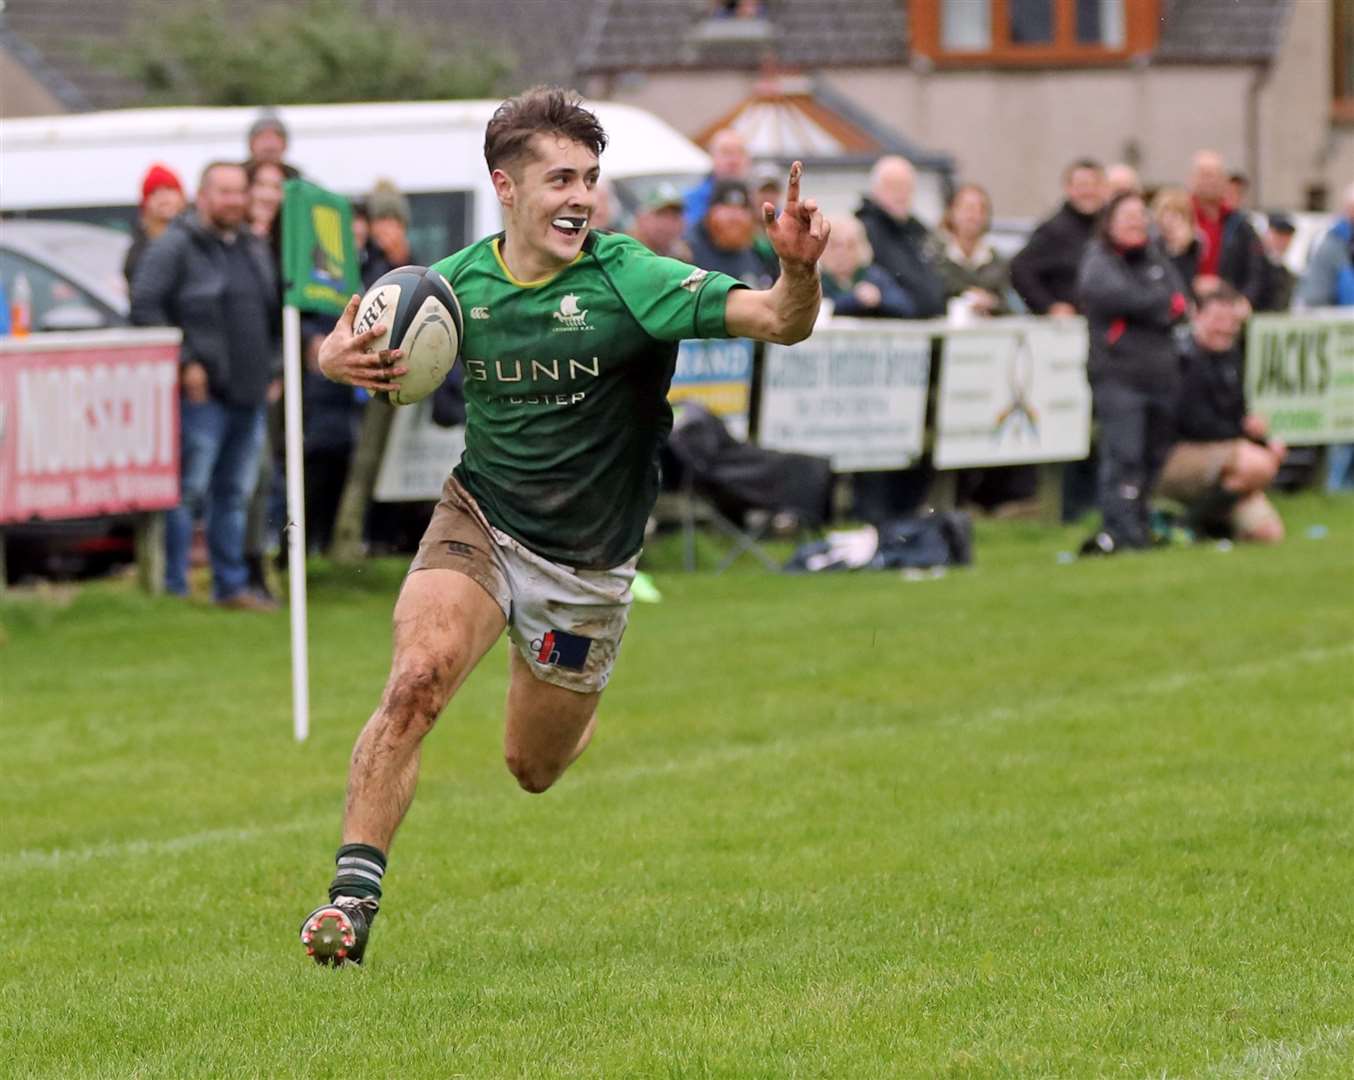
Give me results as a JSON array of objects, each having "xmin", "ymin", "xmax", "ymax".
[
  {"xmin": 484, "ymin": 86, "xmax": 608, "ymax": 176},
  {"xmin": 244, "ymin": 158, "xmax": 286, "ymax": 186},
  {"xmin": 1228, "ymin": 171, "xmax": 1249, "ymax": 186},
  {"xmin": 1196, "ymin": 281, "xmax": 1242, "ymax": 310},
  {"xmin": 1095, "ymin": 190, "xmax": 1147, "ymax": 241},
  {"xmin": 941, "ymin": 182, "xmax": 992, "ymax": 235},
  {"xmin": 199, "ymin": 160, "xmax": 246, "ymax": 190},
  {"xmin": 1063, "ymin": 158, "xmax": 1104, "ymax": 183}
]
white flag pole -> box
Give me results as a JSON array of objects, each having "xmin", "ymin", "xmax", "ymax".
[{"xmin": 283, "ymin": 304, "xmax": 310, "ymax": 742}]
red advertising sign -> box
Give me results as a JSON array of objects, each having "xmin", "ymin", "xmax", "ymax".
[{"xmin": 0, "ymin": 330, "xmax": 182, "ymax": 524}]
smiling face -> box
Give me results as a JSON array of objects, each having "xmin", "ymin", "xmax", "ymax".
[
  {"xmin": 494, "ymin": 133, "xmax": 599, "ymax": 274},
  {"xmin": 1107, "ymin": 196, "xmax": 1150, "ymax": 250},
  {"xmin": 248, "ymin": 162, "xmax": 285, "ymax": 232}
]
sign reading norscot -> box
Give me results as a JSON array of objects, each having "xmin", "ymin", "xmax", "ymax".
[
  {"xmin": 934, "ymin": 318, "xmax": 1092, "ymax": 468},
  {"xmin": 0, "ymin": 330, "xmax": 182, "ymax": 523},
  {"xmin": 759, "ymin": 325, "xmax": 931, "ymax": 470},
  {"xmin": 670, "ymin": 338, "xmax": 755, "ymax": 440},
  {"xmin": 1245, "ymin": 310, "xmax": 1354, "ymax": 445}
]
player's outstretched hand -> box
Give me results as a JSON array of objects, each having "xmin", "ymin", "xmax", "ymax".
[
  {"xmin": 317, "ymin": 294, "xmax": 410, "ymax": 392},
  {"xmin": 764, "ymin": 162, "xmax": 829, "ymax": 273}
]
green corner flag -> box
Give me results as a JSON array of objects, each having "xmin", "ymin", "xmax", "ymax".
[{"xmin": 282, "ymin": 179, "xmax": 361, "ymax": 316}]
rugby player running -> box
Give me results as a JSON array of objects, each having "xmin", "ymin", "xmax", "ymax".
[{"xmin": 301, "ymin": 87, "xmax": 829, "ymax": 966}]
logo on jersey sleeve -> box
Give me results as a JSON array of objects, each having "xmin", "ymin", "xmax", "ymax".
[
  {"xmin": 551, "ymin": 294, "xmax": 593, "ymax": 332},
  {"xmin": 679, "ymin": 268, "xmax": 708, "ymax": 293}
]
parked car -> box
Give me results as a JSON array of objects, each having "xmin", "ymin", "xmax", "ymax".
[
  {"xmin": 0, "ymin": 219, "xmax": 131, "ymax": 332},
  {"xmin": 1, "ymin": 221, "xmax": 136, "ymax": 583}
]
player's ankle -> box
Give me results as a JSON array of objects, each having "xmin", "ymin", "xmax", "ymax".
[{"xmin": 328, "ymin": 842, "xmax": 388, "ymax": 904}]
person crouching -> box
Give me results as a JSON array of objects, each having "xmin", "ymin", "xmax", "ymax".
[{"xmin": 1156, "ymin": 284, "xmax": 1285, "ymax": 543}]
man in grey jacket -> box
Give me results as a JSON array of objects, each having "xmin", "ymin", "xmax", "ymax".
[{"xmin": 131, "ymin": 161, "xmax": 280, "ymax": 608}]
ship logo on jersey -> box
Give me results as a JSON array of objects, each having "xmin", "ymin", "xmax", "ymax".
[
  {"xmin": 679, "ymin": 268, "xmax": 708, "ymax": 293},
  {"xmin": 551, "ymin": 294, "xmax": 592, "ymax": 332}
]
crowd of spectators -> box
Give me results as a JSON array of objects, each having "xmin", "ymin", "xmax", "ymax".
[
  {"xmin": 660, "ymin": 128, "xmax": 1352, "ymax": 549},
  {"xmin": 110, "ymin": 111, "xmax": 1353, "ymax": 598}
]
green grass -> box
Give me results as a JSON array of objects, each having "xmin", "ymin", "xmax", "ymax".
[{"xmin": 2, "ymin": 494, "xmax": 1352, "ymax": 1079}]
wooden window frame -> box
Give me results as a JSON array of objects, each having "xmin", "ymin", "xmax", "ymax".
[
  {"xmin": 1336, "ymin": 0, "xmax": 1354, "ymax": 123},
  {"xmin": 911, "ymin": 0, "xmax": 1159, "ymax": 68}
]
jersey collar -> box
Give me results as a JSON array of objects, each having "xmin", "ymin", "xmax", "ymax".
[{"xmin": 491, "ymin": 234, "xmax": 589, "ymax": 289}]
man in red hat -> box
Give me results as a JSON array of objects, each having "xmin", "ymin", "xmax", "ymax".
[{"xmin": 124, "ymin": 163, "xmax": 186, "ymax": 285}]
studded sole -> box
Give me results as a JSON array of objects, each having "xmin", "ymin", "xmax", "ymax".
[{"xmin": 301, "ymin": 908, "xmax": 359, "ymax": 967}]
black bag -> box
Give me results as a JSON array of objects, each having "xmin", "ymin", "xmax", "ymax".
[{"xmin": 785, "ymin": 511, "xmax": 973, "ymax": 572}]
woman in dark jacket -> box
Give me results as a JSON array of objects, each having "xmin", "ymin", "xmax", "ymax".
[{"xmin": 1076, "ymin": 191, "xmax": 1189, "ymax": 553}]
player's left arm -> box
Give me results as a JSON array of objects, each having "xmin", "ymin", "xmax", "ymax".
[{"xmin": 724, "ymin": 162, "xmax": 829, "ymax": 346}]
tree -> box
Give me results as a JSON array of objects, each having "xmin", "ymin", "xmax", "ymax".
[{"xmin": 96, "ymin": 0, "xmax": 513, "ymax": 105}]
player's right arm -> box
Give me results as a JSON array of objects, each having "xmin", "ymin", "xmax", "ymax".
[{"xmin": 316, "ymin": 293, "xmax": 411, "ymax": 393}]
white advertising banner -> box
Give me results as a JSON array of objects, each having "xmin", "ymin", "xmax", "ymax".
[
  {"xmin": 374, "ymin": 398, "xmax": 464, "ymax": 502},
  {"xmin": 934, "ymin": 318, "xmax": 1092, "ymax": 469},
  {"xmin": 758, "ymin": 323, "xmax": 932, "ymax": 471},
  {"xmin": 1245, "ymin": 309, "xmax": 1354, "ymax": 446}
]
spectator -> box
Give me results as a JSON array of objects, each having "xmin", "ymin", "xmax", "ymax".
[
  {"xmin": 854, "ymin": 155, "xmax": 947, "ymax": 319},
  {"xmin": 750, "ymin": 161, "xmax": 783, "ymax": 268},
  {"xmin": 590, "ymin": 177, "xmax": 617, "ymax": 232},
  {"xmin": 1157, "ymin": 284, "xmax": 1285, "ymax": 543},
  {"xmin": 245, "ymin": 158, "xmax": 286, "ymax": 260},
  {"xmin": 1076, "ymin": 191, "xmax": 1189, "ymax": 554},
  {"xmin": 247, "ymin": 110, "xmax": 300, "ymax": 178},
  {"xmin": 1011, "ymin": 158, "xmax": 1106, "ymax": 317},
  {"xmin": 1012, "ymin": 157, "xmax": 1106, "ymax": 522},
  {"xmin": 683, "ymin": 127, "xmax": 750, "ymax": 228},
  {"xmin": 1227, "ymin": 170, "xmax": 1250, "ymax": 211},
  {"xmin": 626, "ymin": 183, "xmax": 691, "ymax": 261},
  {"xmin": 1298, "ymin": 181, "xmax": 1354, "ymax": 490},
  {"xmin": 367, "ymin": 179, "xmax": 414, "ymax": 269},
  {"xmin": 1188, "ymin": 150, "xmax": 1267, "ymax": 309},
  {"xmin": 819, "ymin": 214, "xmax": 916, "ymax": 318},
  {"xmin": 244, "ymin": 157, "xmax": 290, "ymax": 598},
  {"xmin": 130, "ymin": 161, "xmax": 281, "ymax": 608},
  {"xmin": 937, "ymin": 184, "xmax": 1035, "ymax": 513},
  {"xmin": 124, "ymin": 164, "xmax": 186, "ymax": 286},
  {"xmin": 1106, "ymin": 162, "xmax": 1143, "ymax": 198},
  {"xmin": 1151, "ymin": 186, "xmax": 1201, "ymax": 298},
  {"xmin": 1259, "ymin": 212, "xmax": 1297, "ymax": 312},
  {"xmin": 1297, "ymin": 181, "xmax": 1354, "ymax": 308},
  {"xmin": 685, "ymin": 179, "xmax": 776, "ymax": 288},
  {"xmin": 937, "ymin": 182, "xmax": 1019, "ymax": 316}
]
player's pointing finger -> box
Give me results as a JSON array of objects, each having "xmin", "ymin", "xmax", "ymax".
[{"xmin": 786, "ymin": 161, "xmax": 803, "ymax": 205}]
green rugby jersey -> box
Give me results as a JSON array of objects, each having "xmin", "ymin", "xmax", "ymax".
[{"xmin": 430, "ymin": 231, "xmax": 746, "ymax": 569}]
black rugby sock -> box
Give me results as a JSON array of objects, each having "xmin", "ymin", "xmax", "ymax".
[{"xmin": 328, "ymin": 843, "xmax": 387, "ymax": 904}]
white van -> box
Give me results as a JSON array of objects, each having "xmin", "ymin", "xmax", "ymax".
[{"xmin": 0, "ymin": 100, "xmax": 711, "ymax": 258}]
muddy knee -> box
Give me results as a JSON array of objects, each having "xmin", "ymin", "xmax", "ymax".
[{"xmin": 380, "ymin": 652, "xmax": 457, "ymax": 740}]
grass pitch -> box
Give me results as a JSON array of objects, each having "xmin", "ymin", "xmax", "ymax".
[{"xmin": 2, "ymin": 494, "xmax": 1352, "ymax": 1079}]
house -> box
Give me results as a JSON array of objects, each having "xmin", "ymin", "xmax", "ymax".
[
  {"xmin": 4, "ymin": 0, "xmax": 1347, "ymax": 219},
  {"xmin": 577, "ymin": 0, "xmax": 1351, "ymax": 218}
]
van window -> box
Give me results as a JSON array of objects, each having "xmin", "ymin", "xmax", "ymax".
[{"xmin": 406, "ymin": 192, "xmax": 473, "ymax": 261}]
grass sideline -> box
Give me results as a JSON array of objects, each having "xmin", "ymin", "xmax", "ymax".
[{"xmin": 2, "ymin": 493, "xmax": 1352, "ymax": 1079}]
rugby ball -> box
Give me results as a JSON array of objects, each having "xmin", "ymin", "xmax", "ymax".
[{"xmin": 353, "ymin": 266, "xmax": 463, "ymax": 406}]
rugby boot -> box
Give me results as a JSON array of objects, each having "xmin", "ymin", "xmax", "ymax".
[{"xmin": 300, "ymin": 896, "xmax": 378, "ymax": 967}]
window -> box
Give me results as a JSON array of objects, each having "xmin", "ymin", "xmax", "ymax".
[
  {"xmin": 1336, "ymin": 0, "xmax": 1354, "ymax": 120},
  {"xmin": 0, "ymin": 250, "xmax": 119, "ymax": 332},
  {"xmin": 914, "ymin": 0, "xmax": 1154, "ymax": 65}
]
